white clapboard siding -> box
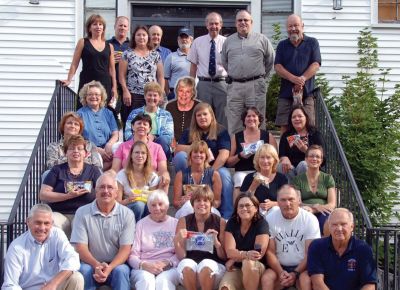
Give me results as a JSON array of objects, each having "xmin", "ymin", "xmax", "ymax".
[{"xmin": 0, "ymin": 0, "xmax": 76, "ymax": 222}]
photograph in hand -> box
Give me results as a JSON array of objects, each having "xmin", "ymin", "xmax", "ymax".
[{"xmin": 65, "ymin": 180, "xmax": 92, "ymax": 193}]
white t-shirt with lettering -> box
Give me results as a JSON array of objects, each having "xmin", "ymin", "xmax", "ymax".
[{"xmin": 266, "ymin": 208, "xmax": 320, "ymax": 267}]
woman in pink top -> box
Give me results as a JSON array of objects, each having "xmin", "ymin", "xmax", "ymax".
[
  {"xmin": 129, "ymin": 190, "xmax": 179, "ymax": 290},
  {"xmin": 112, "ymin": 113, "xmax": 170, "ymax": 188}
]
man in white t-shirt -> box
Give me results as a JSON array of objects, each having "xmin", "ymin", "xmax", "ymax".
[{"xmin": 263, "ymin": 184, "xmax": 320, "ymax": 290}]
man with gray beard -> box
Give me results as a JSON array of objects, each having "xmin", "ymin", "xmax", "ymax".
[
  {"xmin": 164, "ymin": 27, "xmax": 193, "ymax": 100},
  {"xmin": 274, "ymin": 14, "xmax": 321, "ymax": 134}
]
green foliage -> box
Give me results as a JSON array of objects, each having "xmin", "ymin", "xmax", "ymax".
[
  {"xmin": 329, "ymin": 28, "xmax": 400, "ymax": 224},
  {"xmin": 265, "ymin": 23, "xmax": 284, "ymax": 129}
]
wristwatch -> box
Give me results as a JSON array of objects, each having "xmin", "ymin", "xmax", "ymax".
[{"xmin": 292, "ymin": 270, "xmax": 300, "ymax": 279}]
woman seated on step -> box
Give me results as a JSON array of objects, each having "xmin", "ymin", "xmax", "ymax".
[
  {"xmin": 291, "ymin": 145, "xmax": 336, "ymax": 235},
  {"xmin": 40, "ymin": 135, "xmax": 101, "ymax": 238},
  {"xmin": 278, "ymin": 105, "xmax": 325, "ymax": 181},
  {"xmin": 240, "ymin": 144, "xmax": 288, "ymax": 215},
  {"xmin": 226, "ymin": 107, "xmax": 277, "ymax": 203},
  {"xmin": 173, "ymin": 140, "xmax": 222, "ymax": 219},
  {"xmin": 46, "ymin": 111, "xmax": 102, "ymax": 171},
  {"xmin": 111, "ymin": 113, "xmax": 170, "ymax": 189},
  {"xmin": 116, "ymin": 140, "xmax": 165, "ymax": 222},
  {"xmin": 77, "ymin": 80, "xmax": 119, "ymax": 170}
]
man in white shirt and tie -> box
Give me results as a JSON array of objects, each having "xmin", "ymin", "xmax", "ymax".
[{"xmin": 188, "ymin": 12, "xmax": 228, "ymax": 128}]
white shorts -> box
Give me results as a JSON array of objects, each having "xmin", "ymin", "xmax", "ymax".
[
  {"xmin": 233, "ymin": 171, "xmax": 253, "ymax": 188},
  {"xmin": 175, "ymin": 201, "xmax": 221, "ymax": 219},
  {"xmin": 177, "ymin": 258, "xmax": 226, "ymax": 289}
]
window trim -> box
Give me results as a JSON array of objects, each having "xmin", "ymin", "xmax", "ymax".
[{"xmin": 371, "ymin": 0, "xmax": 400, "ymax": 27}]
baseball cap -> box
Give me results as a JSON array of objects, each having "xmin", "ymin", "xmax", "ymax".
[{"xmin": 178, "ymin": 27, "xmax": 193, "ymax": 37}]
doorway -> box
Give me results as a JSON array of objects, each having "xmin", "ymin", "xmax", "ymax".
[{"xmin": 130, "ymin": 4, "xmax": 247, "ymax": 51}]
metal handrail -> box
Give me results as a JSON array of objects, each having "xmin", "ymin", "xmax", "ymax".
[{"xmin": 0, "ymin": 80, "xmax": 76, "ymax": 283}]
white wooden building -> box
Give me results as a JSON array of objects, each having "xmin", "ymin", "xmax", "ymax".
[{"xmin": 0, "ymin": 0, "xmax": 399, "ymax": 221}]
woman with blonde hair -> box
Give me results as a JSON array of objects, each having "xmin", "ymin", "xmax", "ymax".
[
  {"xmin": 116, "ymin": 141, "xmax": 162, "ymax": 222},
  {"xmin": 62, "ymin": 14, "xmax": 117, "ymax": 109},
  {"xmin": 173, "ymin": 102, "xmax": 233, "ymax": 219},
  {"xmin": 173, "ymin": 141, "xmax": 222, "ymax": 218},
  {"xmin": 240, "ymin": 144, "xmax": 288, "ymax": 214},
  {"xmin": 77, "ymin": 81, "xmax": 119, "ymax": 170}
]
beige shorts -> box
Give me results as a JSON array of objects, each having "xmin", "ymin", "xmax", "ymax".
[
  {"xmin": 218, "ymin": 261, "xmax": 265, "ymax": 290},
  {"xmin": 275, "ymin": 96, "xmax": 315, "ymax": 127}
]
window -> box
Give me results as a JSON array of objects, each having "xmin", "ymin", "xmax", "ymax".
[
  {"xmin": 84, "ymin": 0, "xmax": 117, "ymax": 40},
  {"xmin": 378, "ymin": 0, "xmax": 400, "ymax": 23},
  {"xmin": 261, "ymin": 0, "xmax": 293, "ymax": 41}
]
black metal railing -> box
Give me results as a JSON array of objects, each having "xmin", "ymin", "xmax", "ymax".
[
  {"xmin": 0, "ymin": 80, "xmax": 76, "ymax": 283},
  {"xmin": 314, "ymin": 88, "xmax": 400, "ymax": 290}
]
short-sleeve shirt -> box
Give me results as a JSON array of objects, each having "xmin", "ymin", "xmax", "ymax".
[
  {"xmin": 43, "ymin": 163, "xmax": 101, "ymax": 214},
  {"xmin": 240, "ymin": 172, "xmax": 288, "ymax": 203},
  {"xmin": 178, "ymin": 125, "xmax": 231, "ymax": 165},
  {"xmin": 163, "ymin": 49, "xmax": 191, "ymax": 88},
  {"xmin": 122, "ymin": 49, "xmax": 161, "ymax": 95},
  {"xmin": 225, "ymin": 217, "xmax": 269, "ymax": 267},
  {"xmin": 279, "ymin": 129, "xmax": 325, "ymax": 167},
  {"xmin": 116, "ymin": 169, "xmax": 159, "ymax": 200},
  {"xmin": 77, "ymin": 106, "xmax": 118, "ymax": 148},
  {"xmin": 291, "ymin": 172, "xmax": 335, "ymax": 205},
  {"xmin": 113, "ymin": 139, "xmax": 167, "ymax": 171},
  {"xmin": 166, "ymin": 99, "xmax": 200, "ymax": 142},
  {"xmin": 266, "ymin": 208, "xmax": 320, "ymax": 267},
  {"xmin": 275, "ymin": 35, "xmax": 321, "ymax": 99},
  {"xmin": 70, "ymin": 200, "xmax": 135, "ymax": 263},
  {"xmin": 308, "ymin": 236, "xmax": 377, "ymax": 290}
]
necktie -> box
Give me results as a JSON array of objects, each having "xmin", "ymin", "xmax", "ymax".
[{"xmin": 208, "ymin": 40, "xmax": 216, "ymax": 77}]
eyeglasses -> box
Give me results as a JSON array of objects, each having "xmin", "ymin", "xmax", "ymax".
[
  {"xmin": 87, "ymin": 93, "xmax": 101, "ymax": 97},
  {"xmin": 237, "ymin": 18, "xmax": 251, "ymax": 22},
  {"xmin": 67, "ymin": 147, "xmax": 85, "ymax": 152},
  {"xmin": 307, "ymin": 154, "xmax": 322, "ymax": 159},
  {"xmin": 238, "ymin": 203, "xmax": 254, "ymax": 209}
]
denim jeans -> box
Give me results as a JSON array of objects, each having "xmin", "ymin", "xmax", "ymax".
[
  {"xmin": 155, "ymin": 135, "xmax": 172, "ymax": 161},
  {"xmin": 79, "ymin": 262, "xmax": 130, "ymax": 290},
  {"xmin": 126, "ymin": 201, "xmax": 148, "ymax": 222},
  {"xmin": 173, "ymin": 151, "xmax": 234, "ymax": 219}
]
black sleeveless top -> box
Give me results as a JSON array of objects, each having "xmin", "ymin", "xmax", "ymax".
[
  {"xmin": 78, "ymin": 38, "xmax": 112, "ymax": 100},
  {"xmin": 234, "ymin": 129, "xmax": 270, "ymax": 171},
  {"xmin": 185, "ymin": 213, "xmax": 223, "ymax": 264}
]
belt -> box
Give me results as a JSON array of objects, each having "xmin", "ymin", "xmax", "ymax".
[
  {"xmin": 169, "ymin": 88, "xmax": 174, "ymax": 92},
  {"xmin": 198, "ymin": 76, "xmax": 226, "ymax": 82},
  {"xmin": 231, "ymin": 74, "xmax": 265, "ymax": 83}
]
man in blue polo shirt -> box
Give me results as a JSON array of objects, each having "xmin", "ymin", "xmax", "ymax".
[
  {"xmin": 308, "ymin": 208, "xmax": 377, "ymax": 290},
  {"xmin": 274, "ymin": 14, "xmax": 321, "ymax": 134}
]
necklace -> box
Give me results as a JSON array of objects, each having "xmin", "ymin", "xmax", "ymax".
[
  {"xmin": 68, "ymin": 167, "xmax": 83, "ymax": 179},
  {"xmin": 190, "ymin": 170, "xmax": 205, "ymax": 185},
  {"xmin": 306, "ymin": 172, "xmax": 319, "ymax": 192}
]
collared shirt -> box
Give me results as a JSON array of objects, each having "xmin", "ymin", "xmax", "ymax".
[
  {"xmin": 164, "ymin": 49, "xmax": 191, "ymax": 88},
  {"xmin": 221, "ymin": 31, "xmax": 275, "ymax": 79},
  {"xmin": 70, "ymin": 200, "xmax": 135, "ymax": 263},
  {"xmin": 2, "ymin": 228, "xmax": 80, "ymax": 290},
  {"xmin": 107, "ymin": 36, "xmax": 130, "ymax": 85},
  {"xmin": 275, "ymin": 35, "xmax": 321, "ymax": 99},
  {"xmin": 156, "ymin": 46, "xmax": 172, "ymax": 64},
  {"xmin": 77, "ymin": 106, "xmax": 118, "ymax": 148},
  {"xmin": 124, "ymin": 106, "xmax": 174, "ymax": 144},
  {"xmin": 187, "ymin": 34, "xmax": 227, "ymax": 77},
  {"xmin": 308, "ymin": 236, "xmax": 377, "ymax": 290}
]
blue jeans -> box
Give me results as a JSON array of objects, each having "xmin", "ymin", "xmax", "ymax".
[
  {"xmin": 155, "ymin": 135, "xmax": 172, "ymax": 161},
  {"xmin": 79, "ymin": 262, "xmax": 130, "ymax": 290},
  {"xmin": 173, "ymin": 151, "xmax": 234, "ymax": 219},
  {"xmin": 126, "ymin": 201, "xmax": 148, "ymax": 222}
]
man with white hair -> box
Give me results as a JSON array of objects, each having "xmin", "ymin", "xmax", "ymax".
[
  {"xmin": 71, "ymin": 173, "xmax": 135, "ymax": 290},
  {"xmin": 149, "ymin": 25, "xmax": 171, "ymax": 64},
  {"xmin": 164, "ymin": 27, "xmax": 193, "ymax": 100},
  {"xmin": 2, "ymin": 204, "xmax": 83, "ymax": 290},
  {"xmin": 308, "ymin": 208, "xmax": 377, "ymax": 290},
  {"xmin": 262, "ymin": 184, "xmax": 320, "ymax": 290}
]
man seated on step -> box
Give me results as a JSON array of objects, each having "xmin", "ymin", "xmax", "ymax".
[
  {"xmin": 262, "ymin": 184, "xmax": 320, "ymax": 290},
  {"xmin": 70, "ymin": 172, "xmax": 135, "ymax": 290},
  {"xmin": 307, "ymin": 208, "xmax": 377, "ymax": 290},
  {"xmin": 2, "ymin": 204, "xmax": 84, "ymax": 290}
]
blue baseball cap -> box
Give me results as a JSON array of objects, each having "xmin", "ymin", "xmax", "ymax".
[{"xmin": 178, "ymin": 27, "xmax": 193, "ymax": 37}]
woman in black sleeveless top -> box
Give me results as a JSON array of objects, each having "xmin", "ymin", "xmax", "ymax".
[
  {"xmin": 62, "ymin": 14, "xmax": 117, "ymax": 109},
  {"xmin": 226, "ymin": 107, "xmax": 278, "ymax": 202},
  {"xmin": 175, "ymin": 186, "xmax": 226, "ymax": 290}
]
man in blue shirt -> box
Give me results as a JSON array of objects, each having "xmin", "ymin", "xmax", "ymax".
[
  {"xmin": 149, "ymin": 25, "xmax": 171, "ymax": 64},
  {"xmin": 275, "ymin": 14, "xmax": 321, "ymax": 134},
  {"xmin": 308, "ymin": 208, "xmax": 377, "ymax": 290}
]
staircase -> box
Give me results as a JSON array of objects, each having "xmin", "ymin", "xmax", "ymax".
[{"xmin": 0, "ymin": 84, "xmax": 399, "ymax": 289}]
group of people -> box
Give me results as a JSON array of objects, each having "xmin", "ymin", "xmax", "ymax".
[
  {"xmin": 3, "ymin": 178, "xmax": 376, "ymax": 290},
  {"xmin": 1, "ymin": 8, "xmax": 378, "ymax": 290}
]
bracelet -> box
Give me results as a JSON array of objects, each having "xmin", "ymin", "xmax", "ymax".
[
  {"xmin": 139, "ymin": 261, "xmax": 144, "ymax": 270},
  {"xmin": 238, "ymin": 153, "xmax": 243, "ymax": 160},
  {"xmin": 292, "ymin": 270, "xmax": 300, "ymax": 279}
]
